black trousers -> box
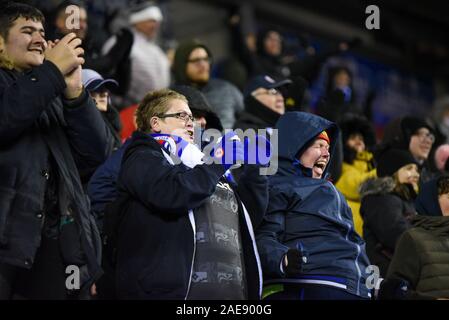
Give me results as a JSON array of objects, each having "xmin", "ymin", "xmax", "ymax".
[{"xmin": 0, "ymin": 235, "xmax": 68, "ymax": 300}]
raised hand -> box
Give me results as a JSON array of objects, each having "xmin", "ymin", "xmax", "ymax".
[{"xmin": 45, "ymin": 33, "xmax": 84, "ymax": 76}]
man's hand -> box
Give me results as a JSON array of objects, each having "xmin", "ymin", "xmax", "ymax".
[
  {"xmin": 63, "ymin": 65, "xmax": 83, "ymax": 99},
  {"xmin": 45, "ymin": 33, "xmax": 84, "ymax": 76}
]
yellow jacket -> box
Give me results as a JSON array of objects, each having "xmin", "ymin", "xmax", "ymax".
[{"xmin": 336, "ymin": 151, "xmax": 377, "ymax": 237}]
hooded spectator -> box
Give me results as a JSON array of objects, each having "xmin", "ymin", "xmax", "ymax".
[
  {"xmin": 336, "ymin": 114, "xmax": 377, "ymax": 236},
  {"xmin": 173, "ymin": 40, "xmax": 244, "ymax": 129},
  {"xmin": 386, "ymin": 176, "xmax": 449, "ymax": 299},
  {"xmin": 360, "ymin": 148, "xmax": 419, "ymax": 277},
  {"xmin": 234, "ymin": 74, "xmax": 291, "ymax": 132},
  {"xmin": 316, "ymin": 66, "xmax": 361, "ymax": 123},
  {"xmin": 256, "ymin": 112, "xmax": 372, "ymax": 300}
]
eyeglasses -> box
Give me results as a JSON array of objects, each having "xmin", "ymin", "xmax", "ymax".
[
  {"xmin": 187, "ymin": 57, "xmax": 210, "ymax": 64},
  {"xmin": 157, "ymin": 112, "xmax": 194, "ymax": 123},
  {"xmin": 254, "ymin": 88, "xmax": 281, "ymax": 96},
  {"xmin": 415, "ymin": 131, "xmax": 435, "ymax": 143}
]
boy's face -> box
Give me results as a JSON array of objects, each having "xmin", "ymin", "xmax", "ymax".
[
  {"xmin": 1, "ymin": 17, "xmax": 46, "ymax": 71},
  {"xmin": 90, "ymin": 90, "xmax": 109, "ymax": 112}
]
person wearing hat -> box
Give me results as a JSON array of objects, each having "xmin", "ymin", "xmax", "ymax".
[
  {"xmin": 82, "ymin": 69, "xmax": 122, "ymax": 151},
  {"xmin": 257, "ymin": 112, "xmax": 372, "ymax": 300},
  {"xmin": 173, "ymin": 40, "xmax": 244, "ymax": 129},
  {"xmin": 102, "ymin": 2, "xmax": 170, "ymax": 107},
  {"xmin": 234, "ymin": 75, "xmax": 291, "ymax": 132},
  {"xmin": 381, "ymin": 116, "xmax": 435, "ymax": 184},
  {"xmin": 360, "ymin": 148, "xmax": 419, "ymax": 277},
  {"xmin": 335, "ymin": 114, "xmax": 377, "ymax": 236}
]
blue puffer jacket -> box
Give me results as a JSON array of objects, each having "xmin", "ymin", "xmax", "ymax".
[{"xmin": 256, "ymin": 112, "xmax": 372, "ymax": 299}]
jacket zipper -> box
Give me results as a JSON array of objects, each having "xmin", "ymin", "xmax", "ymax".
[
  {"xmin": 185, "ymin": 210, "xmax": 196, "ymax": 300},
  {"xmin": 329, "ymin": 182, "xmax": 363, "ymax": 296}
]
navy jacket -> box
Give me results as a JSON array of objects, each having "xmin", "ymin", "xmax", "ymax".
[
  {"xmin": 114, "ymin": 131, "xmax": 266, "ymax": 299},
  {"xmin": 415, "ymin": 178, "xmax": 443, "ymax": 216},
  {"xmin": 0, "ymin": 62, "xmax": 114, "ymax": 287},
  {"xmin": 88, "ymin": 139, "xmax": 132, "ymax": 233},
  {"xmin": 256, "ymin": 112, "xmax": 371, "ymax": 298}
]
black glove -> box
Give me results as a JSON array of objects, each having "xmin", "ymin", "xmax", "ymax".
[
  {"xmin": 283, "ymin": 248, "xmax": 304, "ymax": 277},
  {"xmin": 377, "ymin": 278, "xmax": 409, "ymax": 300}
]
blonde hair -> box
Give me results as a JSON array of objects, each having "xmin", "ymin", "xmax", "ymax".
[
  {"xmin": 135, "ymin": 89, "xmax": 187, "ymax": 133},
  {"xmin": 0, "ymin": 37, "xmax": 14, "ymax": 70}
]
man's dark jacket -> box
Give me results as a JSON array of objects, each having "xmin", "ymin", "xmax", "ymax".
[
  {"xmin": 0, "ymin": 61, "xmax": 114, "ymax": 288},
  {"xmin": 114, "ymin": 131, "xmax": 266, "ymax": 299}
]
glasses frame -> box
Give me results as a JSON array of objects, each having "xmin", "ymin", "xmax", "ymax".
[{"xmin": 157, "ymin": 112, "xmax": 194, "ymax": 124}]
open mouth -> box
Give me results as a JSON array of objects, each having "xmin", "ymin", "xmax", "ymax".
[
  {"xmin": 186, "ymin": 130, "xmax": 194, "ymax": 139},
  {"xmin": 314, "ymin": 160, "xmax": 327, "ymax": 170},
  {"xmin": 29, "ymin": 48, "xmax": 43, "ymax": 54}
]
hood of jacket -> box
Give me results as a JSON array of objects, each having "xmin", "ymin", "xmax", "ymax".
[
  {"xmin": 415, "ymin": 178, "xmax": 443, "ymax": 216},
  {"xmin": 173, "ymin": 40, "xmax": 212, "ymax": 86},
  {"xmin": 359, "ymin": 177, "xmax": 396, "ymax": 199},
  {"xmin": 411, "ymin": 215, "xmax": 449, "ymax": 237},
  {"xmin": 274, "ymin": 111, "xmax": 338, "ymax": 178}
]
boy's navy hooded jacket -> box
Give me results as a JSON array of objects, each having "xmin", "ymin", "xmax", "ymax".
[
  {"xmin": 114, "ymin": 131, "xmax": 266, "ymax": 299},
  {"xmin": 256, "ymin": 112, "xmax": 372, "ymax": 299}
]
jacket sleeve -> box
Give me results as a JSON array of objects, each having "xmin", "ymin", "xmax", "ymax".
[
  {"xmin": 362, "ymin": 194, "xmax": 412, "ymax": 250},
  {"xmin": 386, "ymin": 231, "xmax": 420, "ymax": 289},
  {"xmin": 336, "ymin": 166, "xmax": 377, "ymax": 201},
  {"xmin": 63, "ymin": 89, "xmax": 115, "ymax": 177},
  {"xmin": 0, "ymin": 61, "xmax": 66, "ymax": 146},
  {"xmin": 255, "ymin": 186, "xmax": 291, "ymax": 278},
  {"xmin": 236, "ymin": 165, "xmax": 268, "ymax": 229},
  {"xmin": 119, "ymin": 147, "xmax": 227, "ymax": 215}
]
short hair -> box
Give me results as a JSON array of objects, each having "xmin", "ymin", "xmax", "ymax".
[
  {"xmin": 136, "ymin": 89, "xmax": 188, "ymax": 133},
  {"xmin": 0, "ymin": 2, "xmax": 45, "ymax": 40},
  {"xmin": 437, "ymin": 176, "xmax": 449, "ymax": 196}
]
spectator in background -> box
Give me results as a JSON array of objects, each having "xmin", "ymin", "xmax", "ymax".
[
  {"xmin": 82, "ymin": 69, "xmax": 122, "ymax": 151},
  {"xmin": 360, "ymin": 148, "xmax": 419, "ymax": 277},
  {"xmin": 316, "ymin": 66, "xmax": 361, "ymax": 123},
  {"xmin": 381, "ymin": 116, "xmax": 435, "ymax": 184},
  {"xmin": 386, "ymin": 176, "xmax": 449, "ymax": 299},
  {"xmin": 173, "ymin": 40, "xmax": 244, "ymax": 129},
  {"xmin": 0, "ymin": 2, "xmax": 113, "ymax": 299},
  {"xmin": 415, "ymin": 177, "xmax": 445, "ymax": 217},
  {"xmin": 103, "ymin": 2, "xmax": 170, "ymax": 107},
  {"xmin": 234, "ymin": 75, "xmax": 291, "ymax": 132},
  {"xmin": 434, "ymin": 144, "xmax": 449, "ymax": 176},
  {"xmin": 257, "ymin": 112, "xmax": 371, "ymax": 300},
  {"xmin": 110, "ymin": 89, "xmax": 266, "ymax": 299},
  {"xmin": 49, "ymin": 0, "xmax": 134, "ymax": 101},
  {"xmin": 335, "ymin": 114, "xmax": 377, "ymax": 236},
  {"xmin": 429, "ymin": 96, "xmax": 449, "ymax": 146}
]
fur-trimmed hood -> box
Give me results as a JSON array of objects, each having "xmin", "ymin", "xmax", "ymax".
[{"xmin": 359, "ymin": 177, "xmax": 396, "ymax": 199}]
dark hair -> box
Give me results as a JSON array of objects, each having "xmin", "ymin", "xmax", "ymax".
[
  {"xmin": 437, "ymin": 176, "xmax": 449, "ymax": 196},
  {"xmin": 0, "ymin": 2, "xmax": 45, "ymax": 40}
]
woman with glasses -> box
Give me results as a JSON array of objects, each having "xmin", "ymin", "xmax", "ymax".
[{"xmin": 381, "ymin": 116, "xmax": 436, "ymax": 185}]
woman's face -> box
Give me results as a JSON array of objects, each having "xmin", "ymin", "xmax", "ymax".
[
  {"xmin": 346, "ymin": 133, "xmax": 365, "ymax": 153},
  {"xmin": 397, "ymin": 163, "xmax": 419, "ymax": 190}
]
